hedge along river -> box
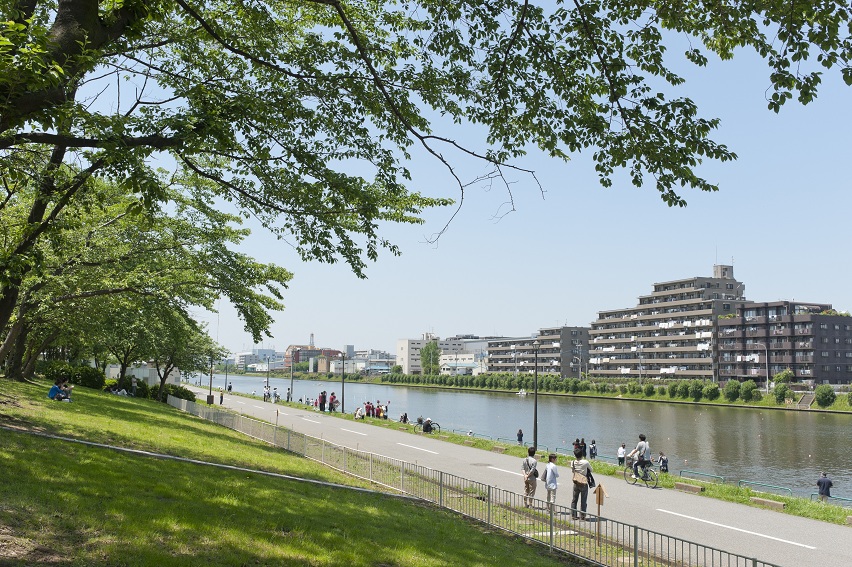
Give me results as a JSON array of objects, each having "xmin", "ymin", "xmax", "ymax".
[{"xmin": 206, "ymin": 373, "xmax": 851, "ymax": 498}]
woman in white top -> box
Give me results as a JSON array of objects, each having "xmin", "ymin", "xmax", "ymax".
[
  {"xmin": 571, "ymin": 448, "xmax": 592, "ymax": 520},
  {"xmin": 543, "ymin": 453, "xmax": 559, "ymax": 506}
]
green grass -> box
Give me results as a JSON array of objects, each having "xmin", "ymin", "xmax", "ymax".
[{"xmin": 0, "ymin": 379, "xmax": 580, "ymax": 567}]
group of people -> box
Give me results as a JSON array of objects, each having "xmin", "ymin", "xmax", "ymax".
[
  {"xmin": 354, "ymin": 400, "xmax": 389, "ymax": 419},
  {"xmin": 571, "ymin": 438, "xmax": 598, "ymax": 460},
  {"xmin": 522, "ymin": 446, "xmax": 596, "ymax": 520},
  {"xmin": 47, "ymin": 378, "xmax": 73, "ymax": 402},
  {"xmin": 262, "ymin": 386, "xmax": 282, "ymax": 403},
  {"xmin": 616, "ymin": 437, "xmax": 668, "ymax": 475}
]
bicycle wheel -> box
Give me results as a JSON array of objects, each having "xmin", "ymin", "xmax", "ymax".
[
  {"xmin": 414, "ymin": 423, "xmax": 421, "ymax": 433},
  {"xmin": 433, "ymin": 423, "xmax": 441, "ymax": 433},
  {"xmin": 624, "ymin": 466, "xmax": 638, "ymax": 485},
  {"xmin": 644, "ymin": 469, "xmax": 658, "ymax": 489}
]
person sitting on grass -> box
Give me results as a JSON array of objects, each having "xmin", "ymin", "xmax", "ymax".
[{"xmin": 48, "ymin": 379, "xmax": 72, "ymax": 402}]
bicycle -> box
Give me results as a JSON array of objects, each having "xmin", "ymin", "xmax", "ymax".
[
  {"xmin": 624, "ymin": 457, "xmax": 658, "ymax": 488},
  {"xmin": 413, "ymin": 421, "xmax": 441, "ymax": 433}
]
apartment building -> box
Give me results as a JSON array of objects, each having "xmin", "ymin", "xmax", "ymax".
[
  {"xmin": 588, "ymin": 265, "xmax": 745, "ymax": 381},
  {"xmin": 718, "ymin": 301, "xmax": 852, "ymax": 385},
  {"xmin": 486, "ymin": 326, "xmax": 589, "ymax": 379}
]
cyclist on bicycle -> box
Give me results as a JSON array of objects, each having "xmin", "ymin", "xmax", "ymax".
[{"xmin": 628, "ymin": 433, "xmax": 650, "ymax": 479}]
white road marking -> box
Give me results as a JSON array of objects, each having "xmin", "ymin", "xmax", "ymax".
[
  {"xmin": 489, "ymin": 466, "xmax": 522, "ymax": 477},
  {"xmin": 397, "ymin": 443, "xmax": 438, "ymax": 454},
  {"xmin": 253, "ymin": 405, "xmax": 264, "ymax": 409},
  {"xmin": 528, "ymin": 530, "xmax": 577, "ymax": 537},
  {"xmin": 234, "ymin": 400, "xmax": 245, "ymax": 404},
  {"xmin": 341, "ymin": 428, "xmax": 367, "ymax": 436},
  {"xmin": 301, "ymin": 418, "xmax": 321, "ymax": 424},
  {"xmin": 656, "ymin": 509, "xmax": 816, "ymax": 549}
]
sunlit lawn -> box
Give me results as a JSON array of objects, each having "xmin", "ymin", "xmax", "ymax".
[{"xmin": 0, "ymin": 379, "xmax": 579, "ymax": 567}]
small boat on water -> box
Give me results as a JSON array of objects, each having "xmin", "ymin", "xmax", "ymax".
[{"xmin": 516, "ymin": 389, "xmax": 527, "ymax": 396}]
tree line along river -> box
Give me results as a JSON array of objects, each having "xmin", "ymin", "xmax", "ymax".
[{"xmin": 206, "ymin": 373, "xmax": 850, "ymax": 498}]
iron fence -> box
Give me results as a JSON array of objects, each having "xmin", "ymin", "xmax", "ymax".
[{"xmin": 169, "ymin": 396, "xmax": 780, "ymax": 567}]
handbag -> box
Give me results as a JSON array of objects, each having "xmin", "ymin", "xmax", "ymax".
[{"xmin": 572, "ymin": 462, "xmax": 588, "ymax": 486}]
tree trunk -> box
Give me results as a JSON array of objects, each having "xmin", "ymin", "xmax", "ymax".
[{"xmin": 5, "ymin": 323, "xmax": 30, "ymax": 381}]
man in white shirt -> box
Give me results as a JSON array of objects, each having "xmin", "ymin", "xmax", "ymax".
[
  {"xmin": 521, "ymin": 447, "xmax": 538, "ymax": 508},
  {"xmin": 617, "ymin": 443, "xmax": 626, "ymax": 466}
]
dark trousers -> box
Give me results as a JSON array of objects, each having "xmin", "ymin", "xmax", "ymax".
[{"xmin": 571, "ymin": 483, "xmax": 588, "ymax": 519}]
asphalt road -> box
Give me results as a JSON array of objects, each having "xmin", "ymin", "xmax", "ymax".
[{"xmin": 191, "ymin": 389, "xmax": 851, "ymax": 567}]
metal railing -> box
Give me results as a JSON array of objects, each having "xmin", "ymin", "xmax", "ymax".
[
  {"xmin": 809, "ymin": 493, "xmax": 852, "ymax": 507},
  {"xmin": 680, "ymin": 470, "xmax": 726, "ymax": 483},
  {"xmin": 737, "ymin": 480, "xmax": 793, "ymax": 497},
  {"xmin": 169, "ymin": 396, "xmax": 780, "ymax": 567}
]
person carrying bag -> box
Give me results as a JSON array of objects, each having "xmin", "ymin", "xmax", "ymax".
[{"xmin": 570, "ymin": 449, "xmax": 592, "ymax": 520}]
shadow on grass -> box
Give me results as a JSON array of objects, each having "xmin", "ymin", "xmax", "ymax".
[
  {"xmin": 1, "ymin": 432, "xmax": 573, "ymax": 567},
  {"xmin": 0, "ymin": 380, "xmax": 346, "ymax": 483}
]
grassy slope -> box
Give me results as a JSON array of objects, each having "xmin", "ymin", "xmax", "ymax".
[{"xmin": 0, "ymin": 379, "xmax": 578, "ymax": 567}]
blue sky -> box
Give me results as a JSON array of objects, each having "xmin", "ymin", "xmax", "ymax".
[{"xmin": 195, "ymin": 47, "xmax": 852, "ymax": 356}]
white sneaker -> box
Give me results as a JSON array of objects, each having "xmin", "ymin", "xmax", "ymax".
[{"xmin": 631, "ymin": 475, "xmax": 638, "ymax": 479}]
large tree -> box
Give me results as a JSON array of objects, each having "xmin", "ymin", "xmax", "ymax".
[{"xmin": 1, "ymin": 0, "xmax": 849, "ymax": 342}]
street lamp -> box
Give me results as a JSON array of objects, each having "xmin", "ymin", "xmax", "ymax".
[
  {"xmin": 753, "ymin": 342, "xmax": 770, "ymax": 393},
  {"xmin": 265, "ymin": 355, "xmax": 270, "ymax": 390},
  {"xmin": 511, "ymin": 344, "xmax": 518, "ymax": 379},
  {"xmin": 207, "ymin": 355, "xmax": 214, "ymax": 404},
  {"xmin": 532, "ymin": 339, "xmax": 540, "ymax": 451},
  {"xmin": 289, "ymin": 347, "xmax": 300, "ymax": 402},
  {"xmin": 339, "ymin": 352, "xmax": 346, "ymax": 413}
]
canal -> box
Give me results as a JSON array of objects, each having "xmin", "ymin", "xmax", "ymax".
[{"xmin": 201, "ymin": 373, "xmax": 851, "ymax": 497}]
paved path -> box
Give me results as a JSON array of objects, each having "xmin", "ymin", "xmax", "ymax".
[{"xmin": 192, "ymin": 389, "xmax": 851, "ymax": 567}]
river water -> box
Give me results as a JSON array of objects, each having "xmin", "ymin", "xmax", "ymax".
[{"xmin": 200, "ymin": 373, "xmax": 850, "ymax": 497}]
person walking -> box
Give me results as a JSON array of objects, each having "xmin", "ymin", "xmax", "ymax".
[
  {"xmin": 543, "ymin": 454, "xmax": 559, "ymax": 508},
  {"xmin": 131, "ymin": 376, "xmax": 138, "ymax": 397},
  {"xmin": 589, "ymin": 439, "xmax": 597, "ymax": 460},
  {"xmin": 579, "ymin": 438, "xmax": 587, "ymax": 459},
  {"xmin": 517, "ymin": 429, "xmax": 524, "ymax": 445},
  {"xmin": 617, "ymin": 443, "xmax": 626, "ymax": 466},
  {"xmin": 521, "ymin": 447, "xmax": 539, "ymax": 508},
  {"xmin": 570, "ymin": 448, "xmax": 592, "ymax": 520},
  {"xmin": 286, "ymin": 387, "xmax": 291, "ymax": 402},
  {"xmin": 817, "ymin": 472, "xmax": 833, "ymax": 502}
]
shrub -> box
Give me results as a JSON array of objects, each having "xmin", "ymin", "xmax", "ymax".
[
  {"xmin": 668, "ymin": 382, "xmax": 680, "ymax": 399},
  {"xmin": 740, "ymin": 380, "xmax": 758, "ymax": 402},
  {"xmin": 104, "ymin": 379, "xmax": 119, "ymax": 391},
  {"xmin": 814, "ymin": 385, "xmax": 836, "ymax": 408},
  {"xmin": 618, "ymin": 384, "xmax": 628, "ymax": 394},
  {"xmin": 702, "ymin": 383, "xmax": 720, "ymax": 400},
  {"xmin": 750, "ymin": 389, "xmax": 762, "ymax": 402},
  {"xmin": 578, "ymin": 380, "xmax": 592, "ymax": 392},
  {"xmin": 677, "ymin": 381, "xmax": 691, "ymax": 398},
  {"xmin": 643, "ymin": 383, "xmax": 655, "ymax": 397},
  {"xmin": 688, "ymin": 380, "xmax": 704, "ymax": 401},
  {"xmin": 43, "ymin": 361, "xmax": 73, "ymax": 383},
  {"xmin": 848, "ymin": 392, "xmax": 852, "ymax": 407},
  {"xmin": 627, "ymin": 381, "xmax": 641, "ymax": 394},
  {"xmin": 68, "ymin": 366, "xmax": 106, "ymax": 390},
  {"xmin": 774, "ymin": 383, "xmax": 791, "ymax": 404},
  {"xmin": 724, "ymin": 380, "xmax": 740, "ymax": 402},
  {"xmin": 569, "ymin": 379, "xmax": 580, "ymax": 393},
  {"xmin": 656, "ymin": 385, "xmax": 667, "ymax": 396},
  {"xmin": 150, "ymin": 383, "xmax": 196, "ymax": 403}
]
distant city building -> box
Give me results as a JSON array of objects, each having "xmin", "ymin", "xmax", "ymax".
[
  {"xmin": 487, "ymin": 326, "xmax": 589, "ymax": 379},
  {"xmin": 718, "ymin": 301, "xmax": 852, "ymax": 385},
  {"xmin": 397, "ymin": 333, "xmax": 465, "ymax": 375},
  {"xmin": 588, "ymin": 265, "xmax": 745, "ymax": 381}
]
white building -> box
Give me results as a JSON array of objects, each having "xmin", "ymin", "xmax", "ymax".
[
  {"xmin": 106, "ymin": 362, "xmax": 180, "ymax": 386},
  {"xmin": 396, "ymin": 333, "xmax": 464, "ymax": 375}
]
